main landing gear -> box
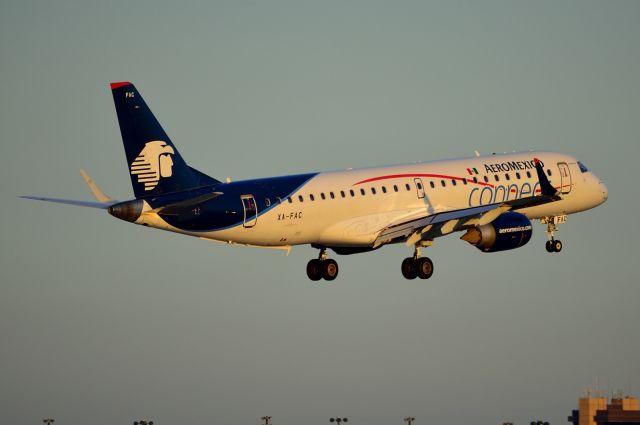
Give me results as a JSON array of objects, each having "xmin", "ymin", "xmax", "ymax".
[
  {"xmin": 543, "ymin": 216, "xmax": 565, "ymax": 253},
  {"xmin": 401, "ymin": 247, "xmax": 434, "ymax": 280},
  {"xmin": 306, "ymin": 248, "xmax": 339, "ymax": 281}
]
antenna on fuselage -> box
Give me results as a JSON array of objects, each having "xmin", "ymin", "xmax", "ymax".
[
  {"xmin": 474, "ymin": 150, "xmax": 480, "ymax": 157},
  {"xmin": 226, "ymin": 177, "xmax": 232, "ymax": 183}
]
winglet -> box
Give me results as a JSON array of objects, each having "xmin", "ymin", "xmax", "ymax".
[
  {"xmin": 80, "ymin": 169, "xmax": 113, "ymax": 202},
  {"xmin": 534, "ymin": 158, "xmax": 558, "ymax": 197}
]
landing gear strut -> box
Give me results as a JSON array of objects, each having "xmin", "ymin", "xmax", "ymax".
[
  {"xmin": 401, "ymin": 246, "xmax": 434, "ymax": 280},
  {"xmin": 543, "ymin": 217, "xmax": 564, "ymax": 253},
  {"xmin": 306, "ymin": 248, "xmax": 339, "ymax": 281}
]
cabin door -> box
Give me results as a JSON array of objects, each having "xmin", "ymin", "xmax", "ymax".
[
  {"xmin": 557, "ymin": 162, "xmax": 572, "ymax": 194},
  {"xmin": 241, "ymin": 195, "xmax": 258, "ymax": 228}
]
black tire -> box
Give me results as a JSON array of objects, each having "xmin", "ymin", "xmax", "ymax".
[
  {"xmin": 306, "ymin": 259, "xmax": 322, "ymax": 281},
  {"xmin": 553, "ymin": 240, "xmax": 562, "ymax": 252},
  {"xmin": 545, "ymin": 240, "xmax": 554, "ymax": 252},
  {"xmin": 401, "ymin": 257, "xmax": 418, "ymax": 280},
  {"xmin": 416, "ymin": 257, "xmax": 434, "ymax": 279},
  {"xmin": 322, "ymin": 259, "xmax": 339, "ymax": 281}
]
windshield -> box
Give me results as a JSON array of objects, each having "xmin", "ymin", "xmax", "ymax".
[{"xmin": 578, "ymin": 161, "xmax": 589, "ymax": 173}]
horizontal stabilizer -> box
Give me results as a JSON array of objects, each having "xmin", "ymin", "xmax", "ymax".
[
  {"xmin": 20, "ymin": 196, "xmax": 115, "ymax": 209},
  {"xmin": 80, "ymin": 169, "xmax": 113, "ymax": 202}
]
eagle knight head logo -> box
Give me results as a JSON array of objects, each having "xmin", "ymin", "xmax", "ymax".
[{"xmin": 130, "ymin": 141, "xmax": 175, "ymax": 191}]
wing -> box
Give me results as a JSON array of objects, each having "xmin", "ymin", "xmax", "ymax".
[{"xmin": 373, "ymin": 159, "xmax": 560, "ymax": 248}]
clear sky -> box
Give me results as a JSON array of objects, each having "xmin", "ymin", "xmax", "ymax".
[{"xmin": 1, "ymin": 1, "xmax": 639, "ymax": 424}]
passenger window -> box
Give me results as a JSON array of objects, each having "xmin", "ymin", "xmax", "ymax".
[
  {"xmin": 483, "ymin": 176, "xmax": 489, "ymax": 183},
  {"xmin": 371, "ymin": 187, "xmax": 376, "ymax": 195},
  {"xmin": 320, "ymin": 193, "xmax": 326, "ymax": 200},
  {"xmin": 462, "ymin": 179, "xmax": 467, "ymax": 185},
  {"xmin": 309, "ymin": 194, "xmax": 315, "ymax": 201},
  {"xmin": 416, "ymin": 182, "xmax": 422, "ymax": 190},
  {"xmin": 382, "ymin": 186, "xmax": 387, "ymax": 193},
  {"xmin": 298, "ymin": 195, "xmax": 304, "ymax": 202},
  {"xmin": 430, "ymin": 181, "xmax": 435, "ymax": 188},
  {"xmin": 473, "ymin": 177, "xmax": 478, "ymax": 183},
  {"xmin": 405, "ymin": 183, "xmax": 411, "ymax": 191},
  {"xmin": 516, "ymin": 172, "xmax": 521, "ymax": 179},
  {"xmin": 451, "ymin": 179, "xmax": 456, "ymax": 186},
  {"xmin": 505, "ymin": 174, "xmax": 510, "ymax": 181},
  {"xmin": 547, "ymin": 169, "xmax": 552, "ymax": 176},
  {"xmin": 340, "ymin": 190, "xmax": 346, "ymax": 198},
  {"xmin": 287, "ymin": 197, "xmax": 292, "ymax": 203},
  {"xmin": 276, "ymin": 197, "xmax": 282, "ymax": 204},
  {"xmin": 393, "ymin": 185, "xmax": 398, "ymax": 192},
  {"xmin": 441, "ymin": 180, "xmax": 446, "ymax": 187},
  {"xmin": 350, "ymin": 189, "xmax": 355, "ymax": 197},
  {"xmin": 494, "ymin": 175, "xmax": 499, "ymax": 182},
  {"xmin": 526, "ymin": 171, "xmax": 531, "ymax": 178},
  {"xmin": 360, "ymin": 188, "xmax": 366, "ymax": 196},
  {"xmin": 265, "ymin": 198, "xmax": 271, "ymax": 206},
  {"xmin": 330, "ymin": 192, "xmax": 335, "ymax": 199}
]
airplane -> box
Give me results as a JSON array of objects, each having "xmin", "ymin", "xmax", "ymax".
[{"xmin": 22, "ymin": 82, "xmax": 609, "ymax": 281}]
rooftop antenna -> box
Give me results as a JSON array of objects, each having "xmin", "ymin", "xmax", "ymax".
[{"xmin": 474, "ymin": 150, "xmax": 480, "ymax": 157}]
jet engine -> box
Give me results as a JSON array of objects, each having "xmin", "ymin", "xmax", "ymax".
[
  {"xmin": 460, "ymin": 211, "xmax": 533, "ymax": 252},
  {"xmin": 108, "ymin": 199, "xmax": 143, "ymax": 223}
]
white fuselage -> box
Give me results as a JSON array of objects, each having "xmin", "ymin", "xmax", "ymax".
[{"xmin": 137, "ymin": 151, "xmax": 608, "ymax": 248}]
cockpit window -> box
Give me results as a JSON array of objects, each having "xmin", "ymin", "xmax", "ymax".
[{"xmin": 578, "ymin": 161, "xmax": 589, "ymax": 173}]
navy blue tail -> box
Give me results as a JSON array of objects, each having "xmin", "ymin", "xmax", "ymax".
[{"xmin": 110, "ymin": 82, "xmax": 219, "ymax": 199}]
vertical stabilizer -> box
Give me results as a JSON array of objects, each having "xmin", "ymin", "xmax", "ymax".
[{"xmin": 110, "ymin": 82, "xmax": 219, "ymax": 198}]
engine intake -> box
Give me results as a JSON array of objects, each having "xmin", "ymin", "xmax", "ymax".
[{"xmin": 460, "ymin": 211, "xmax": 532, "ymax": 252}]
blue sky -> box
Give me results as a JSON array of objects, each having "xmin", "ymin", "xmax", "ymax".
[{"xmin": 1, "ymin": 1, "xmax": 639, "ymax": 424}]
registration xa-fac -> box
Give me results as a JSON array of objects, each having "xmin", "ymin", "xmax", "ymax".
[{"xmin": 23, "ymin": 82, "xmax": 609, "ymax": 281}]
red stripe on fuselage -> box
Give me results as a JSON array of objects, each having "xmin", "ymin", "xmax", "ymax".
[{"xmin": 353, "ymin": 173, "xmax": 495, "ymax": 188}]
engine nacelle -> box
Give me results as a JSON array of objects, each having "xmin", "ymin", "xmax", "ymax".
[
  {"xmin": 108, "ymin": 199, "xmax": 143, "ymax": 223},
  {"xmin": 460, "ymin": 211, "xmax": 532, "ymax": 252}
]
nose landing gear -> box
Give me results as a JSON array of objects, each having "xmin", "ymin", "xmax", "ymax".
[
  {"xmin": 542, "ymin": 216, "xmax": 565, "ymax": 253},
  {"xmin": 401, "ymin": 246, "xmax": 434, "ymax": 280},
  {"xmin": 306, "ymin": 248, "xmax": 339, "ymax": 281}
]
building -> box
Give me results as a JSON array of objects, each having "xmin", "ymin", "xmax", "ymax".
[{"xmin": 569, "ymin": 395, "xmax": 640, "ymax": 425}]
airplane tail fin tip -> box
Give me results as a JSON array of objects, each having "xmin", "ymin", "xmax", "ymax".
[
  {"xmin": 110, "ymin": 81, "xmax": 131, "ymax": 90},
  {"xmin": 110, "ymin": 81, "xmax": 219, "ymax": 198}
]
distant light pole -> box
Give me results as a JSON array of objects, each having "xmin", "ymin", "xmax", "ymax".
[
  {"xmin": 43, "ymin": 418, "xmax": 55, "ymax": 425},
  {"xmin": 404, "ymin": 416, "xmax": 416, "ymax": 425},
  {"xmin": 330, "ymin": 417, "xmax": 348, "ymax": 424},
  {"xmin": 134, "ymin": 420, "xmax": 154, "ymax": 425},
  {"xmin": 261, "ymin": 416, "xmax": 272, "ymax": 425}
]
